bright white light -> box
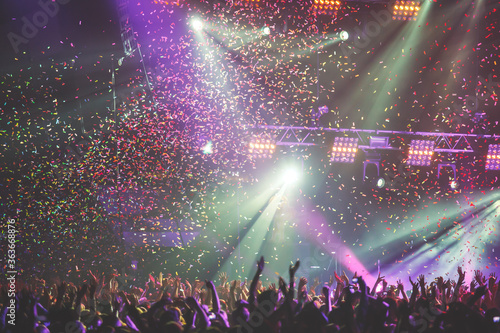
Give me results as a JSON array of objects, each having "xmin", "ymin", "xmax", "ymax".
[
  {"xmin": 202, "ymin": 141, "xmax": 213, "ymax": 154},
  {"xmin": 450, "ymin": 180, "xmax": 459, "ymax": 190},
  {"xmin": 340, "ymin": 30, "xmax": 349, "ymax": 41},
  {"xmin": 263, "ymin": 26, "xmax": 271, "ymax": 35},
  {"xmin": 283, "ymin": 167, "xmax": 301, "ymax": 183},
  {"xmin": 191, "ymin": 18, "xmax": 204, "ymax": 31},
  {"xmin": 376, "ymin": 177, "xmax": 386, "ymax": 188}
]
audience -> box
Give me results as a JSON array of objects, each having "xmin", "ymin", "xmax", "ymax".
[{"xmin": 1, "ymin": 259, "xmax": 499, "ymax": 333}]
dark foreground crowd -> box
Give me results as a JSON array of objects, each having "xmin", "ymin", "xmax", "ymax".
[{"xmin": 1, "ymin": 257, "xmax": 499, "ymax": 333}]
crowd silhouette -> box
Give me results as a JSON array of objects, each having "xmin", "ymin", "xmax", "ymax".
[{"xmin": 1, "ymin": 257, "xmax": 499, "ymax": 333}]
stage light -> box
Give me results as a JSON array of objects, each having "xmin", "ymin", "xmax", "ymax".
[
  {"xmin": 262, "ymin": 26, "xmax": 271, "ymax": 35},
  {"xmin": 283, "ymin": 167, "xmax": 301, "ymax": 183},
  {"xmin": 191, "ymin": 18, "xmax": 204, "ymax": 31},
  {"xmin": 407, "ymin": 139, "xmax": 434, "ymax": 166},
  {"xmin": 248, "ymin": 137, "xmax": 276, "ymax": 159},
  {"xmin": 312, "ymin": 0, "xmax": 341, "ymax": 16},
  {"xmin": 392, "ymin": 0, "xmax": 421, "ymax": 21},
  {"xmin": 331, "ymin": 137, "xmax": 358, "ymax": 163},
  {"xmin": 486, "ymin": 144, "xmax": 500, "ymax": 170},
  {"xmin": 450, "ymin": 180, "xmax": 459, "ymax": 190},
  {"xmin": 376, "ymin": 177, "xmax": 386, "ymax": 189},
  {"xmin": 339, "ymin": 30, "xmax": 349, "ymax": 41},
  {"xmin": 202, "ymin": 141, "xmax": 213, "ymax": 154}
]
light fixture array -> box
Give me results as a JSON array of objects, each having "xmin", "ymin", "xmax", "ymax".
[
  {"xmin": 312, "ymin": 0, "xmax": 341, "ymax": 16},
  {"xmin": 392, "ymin": 0, "xmax": 421, "ymax": 21},
  {"xmin": 486, "ymin": 144, "xmax": 500, "ymax": 170},
  {"xmin": 331, "ymin": 137, "xmax": 358, "ymax": 163},
  {"xmin": 407, "ymin": 139, "xmax": 434, "ymax": 166},
  {"xmin": 248, "ymin": 138, "xmax": 276, "ymax": 159}
]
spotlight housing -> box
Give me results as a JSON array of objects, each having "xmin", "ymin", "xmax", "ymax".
[
  {"xmin": 339, "ymin": 30, "xmax": 349, "ymax": 41},
  {"xmin": 376, "ymin": 177, "xmax": 386, "ymax": 189}
]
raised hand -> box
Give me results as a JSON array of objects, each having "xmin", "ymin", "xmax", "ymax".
[
  {"xmin": 397, "ymin": 279, "xmax": 404, "ymax": 292},
  {"xmin": 457, "ymin": 266, "xmax": 466, "ymax": 284},
  {"xmin": 185, "ymin": 279, "xmax": 192, "ymax": 289},
  {"xmin": 298, "ymin": 277, "xmax": 308, "ymax": 292},
  {"xmin": 256, "ymin": 256, "xmax": 265, "ymax": 272},
  {"xmin": 234, "ymin": 280, "xmax": 242, "ymax": 293},
  {"xmin": 488, "ymin": 273, "xmax": 497, "ymax": 290},
  {"xmin": 417, "ymin": 274, "xmax": 426, "ymax": 287},
  {"xmin": 474, "ymin": 270, "xmax": 485, "ymax": 286},
  {"xmin": 289, "ymin": 260, "xmax": 300, "ymax": 277},
  {"xmin": 444, "ymin": 279, "xmax": 452, "ymax": 289},
  {"xmin": 194, "ymin": 280, "xmax": 205, "ymax": 289},
  {"xmin": 409, "ymin": 277, "xmax": 418, "ymax": 292},
  {"xmin": 334, "ymin": 271, "xmax": 343, "ymax": 284},
  {"xmin": 376, "ymin": 273, "xmax": 385, "ymax": 285},
  {"xmin": 219, "ymin": 272, "xmax": 228, "ymax": 285},
  {"xmin": 341, "ymin": 271, "xmax": 350, "ymax": 285},
  {"xmin": 436, "ymin": 276, "xmax": 444, "ymax": 290}
]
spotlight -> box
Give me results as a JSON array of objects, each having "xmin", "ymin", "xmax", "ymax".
[
  {"xmin": 202, "ymin": 141, "xmax": 213, "ymax": 154},
  {"xmin": 191, "ymin": 18, "xmax": 204, "ymax": 31},
  {"xmin": 407, "ymin": 139, "xmax": 434, "ymax": 166},
  {"xmin": 339, "ymin": 30, "xmax": 349, "ymax": 41},
  {"xmin": 450, "ymin": 180, "xmax": 459, "ymax": 190},
  {"xmin": 283, "ymin": 167, "xmax": 301, "ymax": 183},
  {"xmin": 262, "ymin": 26, "xmax": 271, "ymax": 35},
  {"xmin": 375, "ymin": 177, "xmax": 386, "ymax": 189}
]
